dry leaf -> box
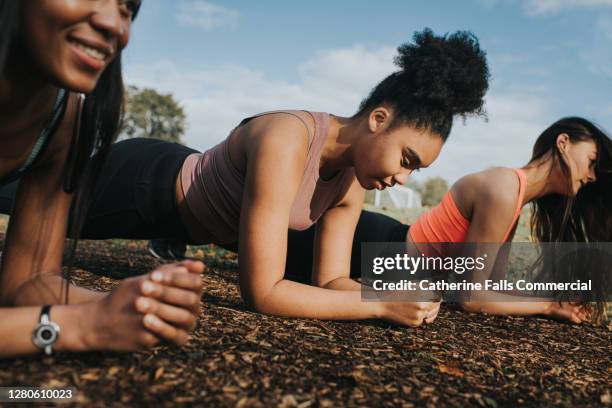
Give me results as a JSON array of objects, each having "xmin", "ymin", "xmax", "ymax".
[
  {"xmin": 107, "ymin": 367, "xmax": 120, "ymax": 377},
  {"xmin": 80, "ymin": 372, "xmax": 99, "ymax": 381},
  {"xmin": 154, "ymin": 367, "xmax": 165, "ymax": 380},
  {"xmin": 437, "ymin": 364, "xmax": 464, "ymax": 378}
]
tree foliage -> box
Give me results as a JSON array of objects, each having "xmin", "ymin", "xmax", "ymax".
[
  {"xmin": 421, "ymin": 177, "xmax": 449, "ymax": 207},
  {"xmin": 404, "ymin": 180, "xmax": 424, "ymax": 195},
  {"xmin": 120, "ymin": 86, "xmax": 186, "ymax": 144}
]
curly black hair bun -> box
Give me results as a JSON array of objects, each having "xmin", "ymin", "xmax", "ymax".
[
  {"xmin": 395, "ymin": 28, "xmax": 489, "ymax": 118},
  {"xmin": 354, "ymin": 28, "xmax": 490, "ymax": 140}
]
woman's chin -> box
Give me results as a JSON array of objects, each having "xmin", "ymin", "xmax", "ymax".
[
  {"xmin": 568, "ymin": 185, "xmax": 580, "ymax": 196},
  {"xmin": 65, "ymin": 78, "xmax": 97, "ymax": 94},
  {"xmin": 53, "ymin": 71, "xmax": 100, "ymax": 94},
  {"xmin": 355, "ymin": 175, "xmax": 373, "ymax": 190}
]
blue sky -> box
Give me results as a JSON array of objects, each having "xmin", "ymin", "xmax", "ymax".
[{"xmin": 123, "ymin": 0, "xmax": 612, "ymax": 183}]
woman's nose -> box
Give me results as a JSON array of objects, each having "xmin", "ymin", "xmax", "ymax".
[
  {"xmin": 588, "ymin": 167, "xmax": 597, "ymax": 182},
  {"xmin": 90, "ymin": 0, "xmax": 124, "ymax": 39},
  {"xmin": 393, "ymin": 169, "xmax": 413, "ymax": 186}
]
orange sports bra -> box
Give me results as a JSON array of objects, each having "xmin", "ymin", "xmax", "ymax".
[{"xmin": 409, "ymin": 168, "xmax": 526, "ymax": 243}]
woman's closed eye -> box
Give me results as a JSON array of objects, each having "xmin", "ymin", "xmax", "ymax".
[
  {"xmin": 118, "ymin": 0, "xmax": 141, "ymax": 19},
  {"xmin": 401, "ymin": 157, "xmax": 420, "ymax": 172}
]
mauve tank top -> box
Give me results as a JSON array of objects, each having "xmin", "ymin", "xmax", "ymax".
[{"xmin": 179, "ymin": 111, "xmax": 355, "ymax": 245}]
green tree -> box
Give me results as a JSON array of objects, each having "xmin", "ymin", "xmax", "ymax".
[
  {"xmin": 404, "ymin": 179, "xmax": 423, "ymax": 195},
  {"xmin": 421, "ymin": 177, "xmax": 449, "ymax": 207},
  {"xmin": 121, "ymin": 86, "xmax": 186, "ymax": 144}
]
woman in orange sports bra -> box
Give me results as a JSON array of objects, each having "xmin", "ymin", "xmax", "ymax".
[
  {"xmin": 407, "ymin": 167, "xmax": 526, "ymax": 244},
  {"xmin": 283, "ymin": 116, "xmax": 611, "ymax": 324}
]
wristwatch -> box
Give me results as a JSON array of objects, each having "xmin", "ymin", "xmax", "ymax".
[{"xmin": 32, "ymin": 305, "xmax": 60, "ymax": 355}]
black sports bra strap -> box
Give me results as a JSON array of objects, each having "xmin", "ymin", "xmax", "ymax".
[{"xmin": 0, "ymin": 88, "xmax": 68, "ymax": 186}]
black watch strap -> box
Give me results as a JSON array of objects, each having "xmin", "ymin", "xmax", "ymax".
[
  {"xmin": 32, "ymin": 305, "xmax": 60, "ymax": 356},
  {"xmin": 39, "ymin": 305, "xmax": 51, "ymax": 324}
]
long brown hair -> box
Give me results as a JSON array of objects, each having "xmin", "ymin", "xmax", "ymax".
[
  {"xmin": 529, "ymin": 117, "xmax": 611, "ymax": 242},
  {"xmin": 529, "ymin": 117, "xmax": 611, "ymax": 320}
]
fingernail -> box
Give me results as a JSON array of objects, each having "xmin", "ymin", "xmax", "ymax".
[
  {"xmin": 137, "ymin": 297, "xmax": 150, "ymax": 311},
  {"xmin": 151, "ymin": 271, "xmax": 163, "ymax": 282},
  {"xmin": 144, "ymin": 314, "xmax": 157, "ymax": 327},
  {"xmin": 142, "ymin": 281, "xmax": 155, "ymax": 294}
]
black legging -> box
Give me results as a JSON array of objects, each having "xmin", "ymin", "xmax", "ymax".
[
  {"xmin": 285, "ymin": 211, "xmax": 408, "ymax": 283},
  {"xmin": 0, "ymin": 138, "xmax": 409, "ymax": 281},
  {"xmin": 80, "ymin": 138, "xmax": 198, "ymax": 240},
  {"xmin": 0, "ymin": 138, "xmax": 197, "ymax": 239}
]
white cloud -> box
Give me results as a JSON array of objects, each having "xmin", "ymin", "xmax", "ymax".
[
  {"xmin": 521, "ymin": 0, "xmax": 612, "ymax": 16},
  {"xmin": 125, "ymin": 45, "xmax": 397, "ymax": 151},
  {"xmin": 175, "ymin": 1, "xmax": 239, "ymax": 30},
  {"xmin": 486, "ymin": 53, "xmax": 554, "ymax": 84},
  {"xmin": 298, "ymin": 46, "xmax": 396, "ymax": 104},
  {"xmin": 416, "ymin": 91, "xmax": 551, "ymax": 183},
  {"xmin": 479, "ymin": 0, "xmax": 612, "ymax": 16},
  {"xmin": 125, "ymin": 44, "xmax": 558, "ymax": 185}
]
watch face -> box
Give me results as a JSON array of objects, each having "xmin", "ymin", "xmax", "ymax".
[
  {"xmin": 33, "ymin": 322, "xmax": 60, "ymax": 347},
  {"xmin": 39, "ymin": 326, "xmax": 57, "ymax": 342}
]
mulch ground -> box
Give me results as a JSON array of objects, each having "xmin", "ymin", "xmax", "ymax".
[{"xmin": 0, "ymin": 238, "xmax": 610, "ymax": 407}]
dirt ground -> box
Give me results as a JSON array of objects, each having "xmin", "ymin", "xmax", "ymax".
[{"xmin": 0, "ymin": 237, "xmax": 610, "ymax": 407}]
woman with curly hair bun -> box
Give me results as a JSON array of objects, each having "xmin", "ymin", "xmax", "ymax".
[{"xmin": 44, "ymin": 28, "xmax": 491, "ymax": 327}]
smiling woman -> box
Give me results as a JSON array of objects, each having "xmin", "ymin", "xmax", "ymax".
[
  {"xmin": 17, "ymin": 0, "xmax": 135, "ymax": 91},
  {"xmin": 0, "ymin": 0, "xmax": 205, "ymax": 358}
]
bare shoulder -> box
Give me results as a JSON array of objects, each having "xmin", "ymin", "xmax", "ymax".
[
  {"xmin": 237, "ymin": 112, "xmax": 316, "ymax": 184},
  {"xmin": 240, "ymin": 111, "xmax": 313, "ymax": 153},
  {"xmin": 451, "ymin": 167, "xmax": 520, "ymax": 219}
]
